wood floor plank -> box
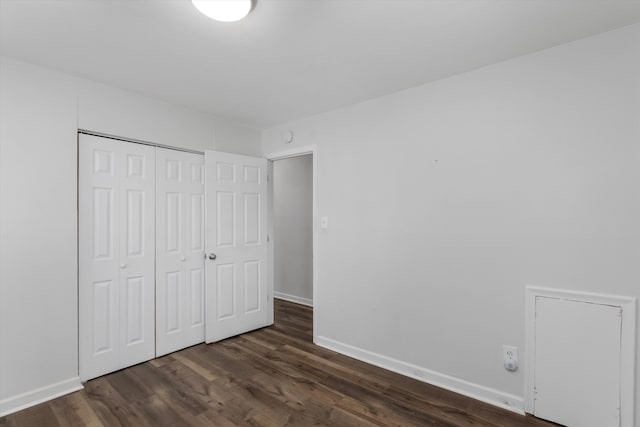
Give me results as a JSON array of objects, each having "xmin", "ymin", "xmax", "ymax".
[
  {"xmin": 105, "ymin": 369, "xmax": 153, "ymax": 403},
  {"xmin": 9, "ymin": 404, "xmax": 60, "ymax": 427},
  {"xmin": 0, "ymin": 298, "xmax": 559, "ymax": 427},
  {"xmin": 49, "ymin": 392, "xmax": 103, "ymax": 427},
  {"xmin": 82, "ymin": 376, "xmax": 148, "ymax": 427},
  {"xmin": 130, "ymin": 394, "xmax": 187, "ymax": 427},
  {"xmin": 170, "ymin": 351, "xmax": 218, "ymax": 382},
  {"xmin": 0, "ymin": 416, "xmax": 18, "ymax": 427}
]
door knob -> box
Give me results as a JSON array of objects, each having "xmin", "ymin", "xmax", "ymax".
[
  {"xmin": 180, "ymin": 256, "xmax": 186, "ymax": 262},
  {"xmin": 208, "ymin": 253, "xmax": 217, "ymax": 260},
  {"xmin": 120, "ymin": 263, "xmax": 127, "ymax": 269}
]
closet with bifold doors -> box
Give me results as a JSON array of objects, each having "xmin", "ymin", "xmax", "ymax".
[{"xmin": 79, "ymin": 133, "xmax": 205, "ymax": 381}]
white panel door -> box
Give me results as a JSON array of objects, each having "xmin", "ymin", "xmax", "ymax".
[
  {"xmin": 118, "ymin": 142, "xmax": 156, "ymax": 368},
  {"xmin": 79, "ymin": 135, "xmax": 120, "ymax": 380},
  {"xmin": 79, "ymin": 134, "xmax": 155, "ymax": 381},
  {"xmin": 156, "ymin": 148, "xmax": 205, "ymax": 356},
  {"xmin": 205, "ymin": 151, "xmax": 270, "ymax": 343},
  {"xmin": 534, "ymin": 297, "xmax": 622, "ymax": 427}
]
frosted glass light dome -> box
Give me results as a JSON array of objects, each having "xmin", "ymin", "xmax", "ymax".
[{"xmin": 192, "ymin": 0, "xmax": 254, "ymax": 22}]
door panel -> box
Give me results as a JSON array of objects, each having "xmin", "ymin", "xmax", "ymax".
[
  {"xmin": 217, "ymin": 192, "xmax": 236, "ymax": 246},
  {"xmin": 124, "ymin": 276, "xmax": 144, "ymax": 344},
  {"xmin": 80, "ymin": 135, "xmax": 155, "ymax": 380},
  {"xmin": 244, "ymin": 193, "xmax": 261, "ymax": 245},
  {"xmin": 93, "ymin": 188, "xmax": 114, "ymax": 259},
  {"xmin": 534, "ymin": 297, "xmax": 621, "ymax": 427},
  {"xmin": 91, "ymin": 280, "xmax": 114, "ymax": 355},
  {"xmin": 80, "ymin": 136, "xmax": 121, "ymax": 380},
  {"xmin": 126, "ymin": 190, "xmax": 145, "ymax": 257},
  {"xmin": 217, "ymin": 263, "xmax": 236, "ymax": 319},
  {"xmin": 166, "ymin": 271, "xmax": 181, "ymax": 333},
  {"xmin": 205, "ymin": 151, "xmax": 270, "ymax": 343},
  {"xmin": 244, "ymin": 260, "xmax": 261, "ymax": 312},
  {"xmin": 118, "ymin": 142, "xmax": 156, "ymax": 367},
  {"xmin": 191, "ymin": 194, "xmax": 204, "ymax": 251},
  {"xmin": 166, "ymin": 192, "xmax": 182, "ymax": 253},
  {"xmin": 156, "ymin": 148, "xmax": 205, "ymax": 357}
]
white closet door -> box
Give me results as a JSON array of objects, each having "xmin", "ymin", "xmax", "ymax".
[
  {"xmin": 118, "ymin": 142, "xmax": 156, "ymax": 368},
  {"xmin": 156, "ymin": 148, "xmax": 205, "ymax": 356},
  {"xmin": 205, "ymin": 151, "xmax": 270, "ymax": 343},
  {"xmin": 79, "ymin": 134, "xmax": 155, "ymax": 381},
  {"xmin": 79, "ymin": 135, "xmax": 120, "ymax": 380}
]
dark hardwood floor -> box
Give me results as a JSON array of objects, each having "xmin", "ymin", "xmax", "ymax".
[{"xmin": 1, "ymin": 299, "xmax": 558, "ymax": 426}]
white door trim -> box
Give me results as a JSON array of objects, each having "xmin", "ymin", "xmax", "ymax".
[
  {"xmin": 78, "ymin": 129, "xmax": 204, "ymax": 155},
  {"xmin": 524, "ymin": 286, "xmax": 636, "ymax": 427},
  {"xmin": 265, "ymin": 145, "xmax": 318, "ymax": 344}
]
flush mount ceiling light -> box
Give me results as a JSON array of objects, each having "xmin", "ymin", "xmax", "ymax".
[{"xmin": 192, "ymin": 0, "xmax": 255, "ymax": 22}]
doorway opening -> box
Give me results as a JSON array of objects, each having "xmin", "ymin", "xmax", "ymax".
[{"xmin": 267, "ymin": 146, "xmax": 317, "ymax": 343}]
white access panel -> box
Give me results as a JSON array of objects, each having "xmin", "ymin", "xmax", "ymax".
[
  {"xmin": 534, "ymin": 296, "xmax": 621, "ymax": 427},
  {"xmin": 205, "ymin": 151, "xmax": 270, "ymax": 343},
  {"xmin": 155, "ymin": 148, "xmax": 205, "ymax": 356},
  {"xmin": 79, "ymin": 134, "xmax": 156, "ymax": 381}
]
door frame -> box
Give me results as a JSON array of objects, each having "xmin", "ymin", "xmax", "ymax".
[{"xmin": 265, "ymin": 145, "xmax": 318, "ymax": 344}]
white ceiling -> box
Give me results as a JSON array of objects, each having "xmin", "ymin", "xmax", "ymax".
[{"xmin": 1, "ymin": 0, "xmax": 639, "ymax": 128}]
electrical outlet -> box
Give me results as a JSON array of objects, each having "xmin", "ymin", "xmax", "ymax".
[{"xmin": 503, "ymin": 345, "xmax": 518, "ymax": 372}]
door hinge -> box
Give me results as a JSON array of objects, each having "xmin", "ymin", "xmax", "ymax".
[{"xmin": 267, "ymin": 234, "xmax": 270, "ymax": 242}]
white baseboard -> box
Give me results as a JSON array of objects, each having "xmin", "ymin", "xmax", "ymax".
[
  {"xmin": 316, "ymin": 336, "xmax": 524, "ymax": 415},
  {"xmin": 0, "ymin": 377, "xmax": 83, "ymax": 417},
  {"xmin": 274, "ymin": 292, "xmax": 313, "ymax": 307}
]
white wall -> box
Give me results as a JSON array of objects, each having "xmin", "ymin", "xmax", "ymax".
[
  {"xmin": 0, "ymin": 56, "xmax": 80, "ymax": 415},
  {"xmin": 273, "ymin": 155, "xmax": 313, "ymax": 305},
  {"xmin": 76, "ymin": 76, "xmax": 261, "ymax": 155},
  {"xmin": 0, "ymin": 56, "xmax": 260, "ymax": 415},
  {"xmin": 213, "ymin": 119, "xmax": 262, "ymax": 157},
  {"xmin": 263, "ymin": 24, "xmax": 640, "ymax": 420}
]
